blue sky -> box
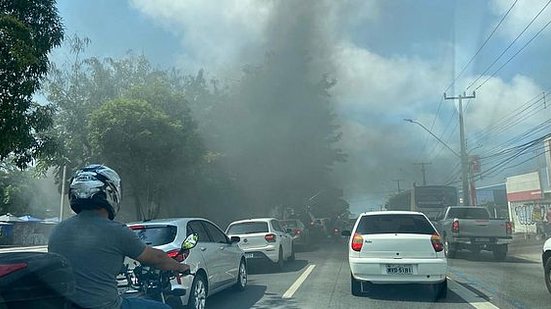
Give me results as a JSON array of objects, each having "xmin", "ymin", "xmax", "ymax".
[{"xmin": 54, "ymin": 0, "xmax": 551, "ymax": 213}]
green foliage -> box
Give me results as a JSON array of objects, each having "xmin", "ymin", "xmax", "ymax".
[
  {"xmin": 89, "ymin": 98, "xmax": 198, "ymax": 219},
  {"xmin": 0, "ymin": 0, "xmax": 63, "ymax": 168}
]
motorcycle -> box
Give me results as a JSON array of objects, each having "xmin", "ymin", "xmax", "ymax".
[{"xmin": 120, "ymin": 233, "xmax": 198, "ymax": 306}]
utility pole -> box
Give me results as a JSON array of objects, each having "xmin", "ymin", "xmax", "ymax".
[
  {"xmin": 59, "ymin": 165, "xmax": 67, "ymax": 221},
  {"xmin": 414, "ymin": 162, "xmax": 431, "ymax": 185},
  {"xmin": 444, "ymin": 91, "xmax": 476, "ymax": 206},
  {"xmin": 392, "ymin": 179, "xmax": 403, "ymax": 193}
]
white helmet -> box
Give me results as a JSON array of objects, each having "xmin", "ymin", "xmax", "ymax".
[{"xmin": 68, "ymin": 164, "xmax": 122, "ymax": 220}]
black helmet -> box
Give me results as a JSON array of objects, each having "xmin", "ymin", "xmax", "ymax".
[{"xmin": 68, "ymin": 164, "xmax": 122, "ymax": 220}]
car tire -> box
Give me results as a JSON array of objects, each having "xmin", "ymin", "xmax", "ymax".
[
  {"xmin": 289, "ymin": 244, "xmax": 296, "ymax": 261},
  {"xmin": 493, "ymin": 245, "xmax": 507, "ymax": 261},
  {"xmin": 351, "ymin": 274, "xmax": 362, "ymax": 296},
  {"xmin": 444, "ymin": 238, "xmax": 456, "ymax": 258},
  {"xmin": 544, "ymin": 257, "xmax": 551, "ymax": 294},
  {"xmin": 234, "ymin": 258, "xmax": 247, "ymax": 291},
  {"xmin": 186, "ymin": 274, "xmax": 207, "ymax": 309},
  {"xmin": 433, "ymin": 279, "xmax": 447, "ymax": 301},
  {"xmin": 275, "ymin": 247, "xmax": 284, "ymax": 270}
]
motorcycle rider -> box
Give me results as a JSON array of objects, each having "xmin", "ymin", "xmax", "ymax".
[{"xmin": 48, "ymin": 164, "xmax": 189, "ymax": 309}]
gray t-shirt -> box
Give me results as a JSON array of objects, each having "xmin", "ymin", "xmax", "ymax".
[{"xmin": 48, "ymin": 211, "xmax": 146, "ymax": 309}]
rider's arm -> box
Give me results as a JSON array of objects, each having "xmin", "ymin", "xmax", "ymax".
[
  {"xmin": 117, "ymin": 223, "xmax": 189, "ymax": 273},
  {"xmin": 135, "ymin": 246, "xmax": 190, "ymax": 272}
]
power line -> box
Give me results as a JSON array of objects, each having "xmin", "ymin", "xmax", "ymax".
[
  {"xmin": 466, "ymin": 0, "xmax": 551, "ymax": 91},
  {"xmin": 475, "ymin": 17, "xmax": 551, "ymax": 90},
  {"xmin": 444, "ymin": 0, "xmax": 520, "ymax": 93}
]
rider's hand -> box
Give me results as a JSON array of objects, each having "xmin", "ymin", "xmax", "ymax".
[{"xmin": 178, "ymin": 263, "xmax": 191, "ymax": 274}]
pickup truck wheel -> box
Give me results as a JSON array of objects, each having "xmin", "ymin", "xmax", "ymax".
[
  {"xmin": 545, "ymin": 257, "xmax": 551, "ymax": 294},
  {"xmin": 493, "ymin": 245, "xmax": 507, "ymax": 261},
  {"xmin": 444, "ymin": 239, "xmax": 456, "ymax": 258}
]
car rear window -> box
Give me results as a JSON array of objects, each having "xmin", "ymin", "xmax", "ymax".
[
  {"xmin": 130, "ymin": 225, "xmax": 177, "ymax": 246},
  {"xmin": 447, "ymin": 208, "xmax": 490, "ymax": 219},
  {"xmin": 227, "ymin": 222, "xmax": 269, "ymax": 234},
  {"xmin": 355, "ymin": 214, "xmax": 436, "ymax": 235},
  {"xmin": 281, "ymin": 220, "xmax": 298, "ymax": 228}
]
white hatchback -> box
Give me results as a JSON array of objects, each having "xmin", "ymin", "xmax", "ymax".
[
  {"xmin": 226, "ymin": 218, "xmax": 294, "ymax": 270},
  {"xmin": 345, "ymin": 211, "xmax": 447, "ymax": 299}
]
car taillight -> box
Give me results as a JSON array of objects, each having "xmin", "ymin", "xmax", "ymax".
[
  {"xmin": 452, "ymin": 220, "xmax": 460, "ymax": 233},
  {"xmin": 505, "ymin": 221, "xmax": 512, "ymax": 235},
  {"xmin": 129, "ymin": 225, "xmax": 145, "ymax": 230},
  {"xmin": 351, "ymin": 233, "xmax": 363, "ymax": 252},
  {"xmin": 265, "ymin": 233, "xmax": 277, "ymax": 242},
  {"xmin": 0, "ymin": 263, "xmax": 27, "ymax": 278},
  {"xmin": 431, "ymin": 234, "xmax": 444, "ymax": 252},
  {"xmin": 167, "ymin": 249, "xmax": 186, "ymax": 262}
]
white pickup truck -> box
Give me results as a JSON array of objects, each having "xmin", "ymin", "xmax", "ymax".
[{"xmin": 434, "ymin": 206, "xmax": 513, "ymax": 260}]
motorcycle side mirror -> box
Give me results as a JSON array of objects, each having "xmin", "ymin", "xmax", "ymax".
[
  {"xmin": 341, "ymin": 230, "xmax": 351, "ymax": 237},
  {"xmin": 286, "ymin": 228, "xmax": 293, "ymax": 234},
  {"xmin": 181, "ymin": 233, "xmax": 198, "ymax": 251}
]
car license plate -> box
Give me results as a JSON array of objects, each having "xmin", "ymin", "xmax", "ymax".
[
  {"xmin": 475, "ymin": 238, "xmax": 489, "ymax": 242},
  {"xmin": 245, "ymin": 253, "xmax": 254, "ymax": 259},
  {"xmin": 386, "ymin": 264, "xmax": 413, "ymax": 275}
]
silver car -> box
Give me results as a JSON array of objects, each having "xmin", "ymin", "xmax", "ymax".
[{"xmin": 126, "ymin": 218, "xmax": 247, "ymax": 308}]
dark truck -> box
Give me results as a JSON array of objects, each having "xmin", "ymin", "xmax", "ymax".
[{"xmin": 434, "ymin": 206, "xmax": 513, "ymax": 260}]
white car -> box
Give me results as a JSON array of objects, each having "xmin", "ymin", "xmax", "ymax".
[
  {"xmin": 226, "ymin": 218, "xmax": 294, "ymax": 270},
  {"xmin": 543, "ymin": 238, "xmax": 551, "ymax": 294},
  {"xmin": 127, "ymin": 218, "xmax": 247, "ymax": 309},
  {"xmin": 345, "ymin": 211, "xmax": 447, "ymax": 300}
]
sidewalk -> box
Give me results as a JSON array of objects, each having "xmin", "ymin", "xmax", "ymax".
[{"xmin": 508, "ymin": 233, "xmax": 545, "ymax": 263}]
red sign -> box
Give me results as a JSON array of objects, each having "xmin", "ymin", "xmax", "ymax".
[{"xmin": 507, "ymin": 189, "xmax": 542, "ymax": 202}]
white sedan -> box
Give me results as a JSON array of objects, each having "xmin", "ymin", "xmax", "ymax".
[
  {"xmin": 226, "ymin": 218, "xmax": 294, "ymax": 270},
  {"xmin": 344, "ymin": 211, "xmax": 447, "ymax": 300}
]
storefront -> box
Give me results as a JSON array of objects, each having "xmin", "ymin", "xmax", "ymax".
[{"xmin": 506, "ymin": 171, "xmax": 550, "ymax": 235}]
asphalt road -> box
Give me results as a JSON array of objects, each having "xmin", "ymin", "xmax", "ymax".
[
  {"xmin": 206, "ymin": 239, "xmax": 549, "ymax": 309},
  {"xmin": 1, "ymin": 238, "xmax": 547, "ymax": 308}
]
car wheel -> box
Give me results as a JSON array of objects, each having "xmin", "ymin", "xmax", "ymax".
[
  {"xmin": 432, "ymin": 279, "xmax": 447, "ymax": 301},
  {"xmin": 351, "ymin": 274, "xmax": 362, "ymax": 296},
  {"xmin": 493, "ymin": 245, "xmax": 507, "ymax": 261},
  {"xmin": 545, "ymin": 257, "xmax": 551, "ymax": 294},
  {"xmin": 187, "ymin": 274, "xmax": 207, "ymax": 309},
  {"xmin": 289, "ymin": 244, "xmax": 296, "ymax": 261},
  {"xmin": 444, "ymin": 238, "xmax": 456, "ymax": 258},
  {"xmin": 275, "ymin": 247, "xmax": 284, "ymax": 271},
  {"xmin": 234, "ymin": 258, "xmax": 247, "ymax": 291}
]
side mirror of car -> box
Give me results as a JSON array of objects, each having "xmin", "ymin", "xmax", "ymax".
[
  {"xmin": 341, "ymin": 230, "xmax": 351, "ymax": 237},
  {"xmin": 182, "ymin": 233, "xmax": 198, "ymax": 250},
  {"xmin": 230, "ymin": 236, "xmax": 240, "ymax": 243}
]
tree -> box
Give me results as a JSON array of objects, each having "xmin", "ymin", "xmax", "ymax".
[
  {"xmin": 88, "ymin": 98, "xmax": 202, "ymax": 220},
  {"xmin": 0, "ymin": 0, "xmax": 63, "ymax": 167}
]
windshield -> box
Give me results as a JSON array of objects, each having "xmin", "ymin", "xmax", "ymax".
[
  {"xmin": 227, "ymin": 222, "xmax": 269, "ymax": 234},
  {"xmin": 2, "ymin": 1, "xmax": 548, "ymax": 308},
  {"xmin": 280, "ymin": 220, "xmax": 299, "ymax": 228},
  {"xmin": 356, "ymin": 214, "xmax": 436, "ymax": 235},
  {"xmin": 448, "ymin": 208, "xmax": 490, "ymax": 220}
]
